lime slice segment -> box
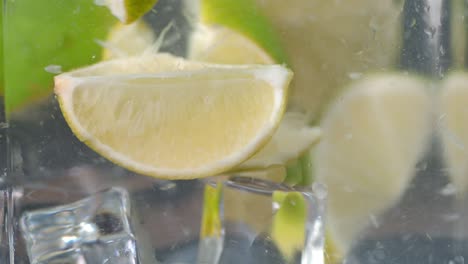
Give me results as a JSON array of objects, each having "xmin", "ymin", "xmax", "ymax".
[
  {"xmin": 440, "ymin": 72, "xmax": 468, "ymax": 195},
  {"xmin": 257, "ymin": 0, "xmax": 403, "ymax": 121},
  {"xmin": 190, "ymin": 24, "xmax": 274, "ymax": 65},
  {"xmin": 102, "ymin": 21, "xmax": 156, "ymax": 59},
  {"xmin": 55, "ymin": 53, "xmax": 291, "ymax": 179},
  {"xmin": 201, "ymin": 0, "xmax": 288, "ymax": 64},
  {"xmin": 103, "ymin": 22, "xmax": 275, "ymax": 65},
  {"xmin": 314, "ymin": 73, "xmax": 431, "ymax": 254}
]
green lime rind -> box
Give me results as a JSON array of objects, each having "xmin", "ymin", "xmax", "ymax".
[
  {"xmin": 284, "ymin": 159, "xmax": 303, "ymax": 186},
  {"xmin": 200, "ymin": 183, "xmax": 223, "ymax": 238},
  {"xmin": 4, "ymin": 0, "xmax": 116, "ymax": 114},
  {"xmin": 272, "ymin": 191, "xmax": 307, "ymax": 261},
  {"xmin": 298, "ymin": 151, "xmax": 314, "ymax": 186},
  {"xmin": 283, "ymin": 151, "xmax": 315, "ymax": 187},
  {"xmin": 201, "ymin": 0, "xmax": 288, "ymax": 64},
  {"xmin": 124, "ymin": 0, "xmax": 158, "ymax": 24}
]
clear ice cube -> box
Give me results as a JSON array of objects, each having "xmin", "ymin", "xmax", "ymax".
[
  {"xmin": 20, "ymin": 188, "xmax": 138, "ymax": 264},
  {"xmin": 199, "ymin": 176, "xmax": 326, "ymax": 264}
]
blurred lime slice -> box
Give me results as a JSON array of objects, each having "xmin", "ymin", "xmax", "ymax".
[
  {"xmin": 314, "ymin": 73, "xmax": 431, "ymax": 254},
  {"xmin": 103, "ymin": 22, "xmax": 276, "ymax": 65},
  {"xmin": 189, "ymin": 24, "xmax": 275, "ymax": 65},
  {"xmin": 237, "ymin": 112, "xmax": 321, "ymax": 171},
  {"xmin": 201, "ymin": 0, "xmax": 288, "ymax": 64},
  {"xmin": 102, "ymin": 0, "xmax": 287, "ymax": 65},
  {"xmin": 440, "ymin": 72, "xmax": 468, "ymax": 195},
  {"xmin": 451, "ymin": 0, "xmax": 466, "ymax": 68},
  {"xmin": 102, "ymin": 21, "xmax": 156, "ymax": 59},
  {"xmin": 257, "ymin": 0, "xmax": 404, "ymax": 122}
]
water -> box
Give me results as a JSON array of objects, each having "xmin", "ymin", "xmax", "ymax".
[
  {"xmin": 3, "ymin": 0, "xmax": 326, "ymax": 261},
  {"xmin": 223, "ymin": 177, "xmax": 325, "ymax": 264},
  {"xmin": 16, "ymin": 176, "xmax": 325, "ymax": 264},
  {"xmin": 4, "ymin": 0, "xmax": 468, "ymax": 263}
]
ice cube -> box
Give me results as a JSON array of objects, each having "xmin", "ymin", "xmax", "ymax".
[
  {"xmin": 20, "ymin": 188, "xmax": 138, "ymax": 264},
  {"xmin": 202, "ymin": 176, "xmax": 326, "ymax": 264}
]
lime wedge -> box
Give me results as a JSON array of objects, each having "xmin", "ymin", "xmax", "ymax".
[
  {"xmin": 314, "ymin": 73, "xmax": 431, "ymax": 254},
  {"xmin": 440, "ymin": 72, "xmax": 468, "ymax": 195},
  {"xmin": 55, "ymin": 53, "xmax": 291, "ymax": 179},
  {"xmin": 257, "ymin": 0, "xmax": 403, "ymax": 121},
  {"xmin": 201, "ymin": 0, "xmax": 287, "ymax": 64}
]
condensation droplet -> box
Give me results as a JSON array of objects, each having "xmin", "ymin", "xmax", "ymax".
[
  {"xmin": 439, "ymin": 45, "xmax": 445, "ymax": 55},
  {"xmin": 44, "ymin": 65, "xmax": 62, "ymax": 74},
  {"xmin": 442, "ymin": 213, "xmax": 460, "ymax": 222},
  {"xmin": 439, "ymin": 183, "xmax": 457, "ymax": 196},
  {"xmin": 369, "ymin": 214, "xmax": 380, "ymax": 228},
  {"xmin": 158, "ymin": 181, "xmax": 177, "ymax": 191},
  {"xmin": 312, "ymin": 182, "xmax": 328, "ymax": 200},
  {"xmin": 348, "ymin": 72, "xmax": 363, "ymax": 80}
]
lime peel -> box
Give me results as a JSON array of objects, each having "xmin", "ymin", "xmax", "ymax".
[
  {"xmin": 201, "ymin": 183, "xmax": 223, "ymax": 238},
  {"xmin": 271, "ymin": 191, "xmax": 307, "ymax": 261}
]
